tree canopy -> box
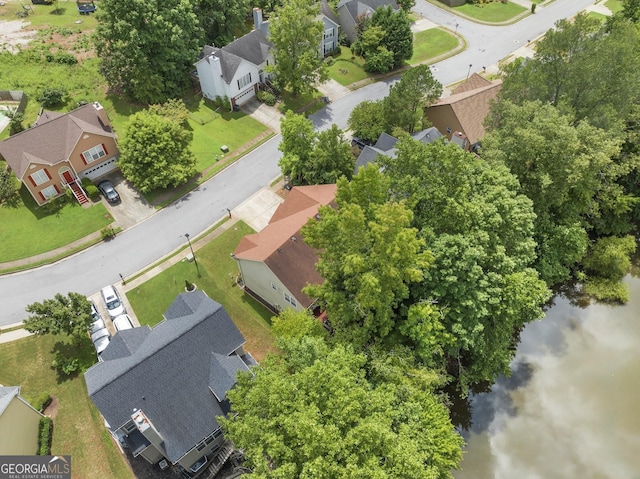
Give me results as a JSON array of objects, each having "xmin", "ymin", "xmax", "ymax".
[
  {"xmin": 118, "ymin": 104, "xmax": 196, "ymax": 193},
  {"xmin": 24, "ymin": 292, "xmax": 94, "ymax": 344},
  {"xmin": 483, "ymin": 100, "xmax": 626, "ymax": 284},
  {"xmin": 303, "ymin": 165, "xmax": 432, "ymax": 347},
  {"xmin": 347, "ymin": 100, "xmax": 385, "ymax": 142},
  {"xmin": 194, "ymin": 0, "xmax": 250, "ymax": 46},
  {"xmin": 377, "ymin": 138, "xmax": 550, "ymax": 386},
  {"xmin": 268, "ymin": 0, "xmax": 327, "ymax": 95},
  {"xmin": 94, "ymin": 0, "xmax": 203, "ymax": 104},
  {"xmin": 279, "ymin": 112, "xmax": 354, "ymax": 185},
  {"xmin": 222, "ymin": 337, "xmax": 463, "ymax": 479}
]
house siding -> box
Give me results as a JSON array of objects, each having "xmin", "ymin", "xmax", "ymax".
[
  {"xmin": 196, "ymin": 55, "xmax": 230, "ymax": 102},
  {"xmin": 237, "ymin": 259, "xmax": 303, "ymax": 312},
  {"xmin": 177, "ymin": 434, "xmax": 226, "ymax": 472},
  {"xmin": 0, "ymin": 397, "xmax": 43, "ymax": 455},
  {"xmin": 424, "ymin": 105, "xmax": 462, "ymax": 142},
  {"xmin": 320, "ymin": 17, "xmax": 339, "ymax": 57}
]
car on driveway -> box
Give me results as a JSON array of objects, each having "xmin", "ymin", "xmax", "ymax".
[
  {"xmin": 91, "ymin": 328, "xmax": 110, "ymax": 355},
  {"xmin": 98, "ymin": 180, "xmax": 121, "ymax": 204},
  {"xmin": 113, "ymin": 314, "xmax": 134, "ymax": 332},
  {"xmin": 101, "ymin": 285, "xmax": 125, "ymax": 319}
]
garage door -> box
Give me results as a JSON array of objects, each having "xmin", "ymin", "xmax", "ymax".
[
  {"xmin": 234, "ymin": 86, "xmax": 255, "ymax": 106},
  {"xmin": 81, "ymin": 156, "xmax": 118, "ymax": 180}
]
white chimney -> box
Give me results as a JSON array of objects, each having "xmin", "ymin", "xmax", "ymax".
[{"xmin": 253, "ymin": 7, "xmax": 263, "ymax": 30}]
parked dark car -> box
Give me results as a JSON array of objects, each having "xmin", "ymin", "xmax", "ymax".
[
  {"xmin": 351, "ymin": 136, "xmax": 373, "ymax": 149},
  {"xmin": 98, "ymin": 180, "xmax": 121, "ymax": 204}
]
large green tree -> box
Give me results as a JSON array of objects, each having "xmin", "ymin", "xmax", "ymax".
[
  {"xmin": 119, "ymin": 106, "xmax": 196, "ymax": 193},
  {"xmin": 94, "ymin": 0, "xmax": 204, "ymax": 104},
  {"xmin": 383, "ymin": 64, "xmax": 442, "ymax": 133},
  {"xmin": 194, "ymin": 0, "xmax": 250, "ymax": 46},
  {"xmin": 279, "ymin": 113, "xmax": 354, "ymax": 185},
  {"xmin": 24, "ymin": 292, "xmax": 93, "ymax": 345},
  {"xmin": 378, "ymin": 138, "xmax": 550, "ymax": 386},
  {"xmin": 268, "ymin": 0, "xmax": 327, "ymax": 95},
  {"xmin": 303, "ymin": 165, "xmax": 432, "ymax": 346},
  {"xmin": 497, "ymin": 13, "xmax": 640, "ymax": 132},
  {"xmin": 483, "ymin": 100, "xmax": 626, "ymax": 284},
  {"xmin": 222, "ymin": 338, "xmax": 463, "ymax": 478},
  {"xmin": 347, "ymin": 100, "xmax": 385, "ymax": 142}
]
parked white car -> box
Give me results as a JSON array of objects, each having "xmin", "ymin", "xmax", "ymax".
[
  {"xmin": 113, "ymin": 314, "xmax": 134, "ymax": 332},
  {"xmin": 91, "ymin": 328, "xmax": 110, "ymax": 355},
  {"xmin": 101, "ymin": 285, "xmax": 125, "ymax": 319}
]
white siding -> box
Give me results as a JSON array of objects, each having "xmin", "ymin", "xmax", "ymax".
[
  {"xmin": 237, "ymin": 259, "xmax": 303, "ymax": 312},
  {"xmin": 196, "ymin": 55, "xmax": 231, "ymax": 101}
]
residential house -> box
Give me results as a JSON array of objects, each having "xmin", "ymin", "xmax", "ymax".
[
  {"xmin": 355, "ymin": 127, "xmax": 443, "ymax": 171},
  {"xmin": 84, "ymin": 291, "xmax": 253, "ymax": 478},
  {"xmin": 195, "ymin": 9, "xmax": 274, "ymax": 108},
  {"xmin": 0, "ymin": 385, "xmax": 45, "ymax": 455},
  {"xmin": 319, "ymin": 2, "xmax": 341, "ymax": 56},
  {"xmin": 333, "ymin": 0, "xmax": 399, "ymax": 43},
  {"xmin": 423, "ymin": 73, "xmax": 502, "ymax": 151},
  {"xmin": 0, "ymin": 102, "xmax": 119, "ymax": 206},
  {"xmin": 233, "ymin": 184, "xmax": 337, "ymax": 313}
]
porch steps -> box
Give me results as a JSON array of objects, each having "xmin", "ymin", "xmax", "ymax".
[
  {"xmin": 201, "ymin": 441, "xmax": 235, "ymax": 479},
  {"xmin": 68, "ymin": 181, "xmax": 89, "ymax": 205}
]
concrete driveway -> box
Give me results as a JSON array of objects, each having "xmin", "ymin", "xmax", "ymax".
[{"xmin": 98, "ymin": 171, "xmax": 156, "ymax": 230}]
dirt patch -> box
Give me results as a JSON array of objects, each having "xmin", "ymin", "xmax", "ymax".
[
  {"xmin": 43, "ymin": 395, "xmax": 59, "ymax": 419},
  {"xmin": 0, "ymin": 19, "xmax": 36, "ymax": 53}
]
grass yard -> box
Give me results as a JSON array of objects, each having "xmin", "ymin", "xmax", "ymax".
[
  {"xmin": 0, "ymin": 334, "xmax": 134, "ymax": 479},
  {"xmin": 0, "ymin": 188, "xmax": 112, "ymax": 262},
  {"xmin": 278, "ymin": 88, "xmax": 324, "ymax": 115},
  {"xmin": 327, "ymin": 47, "xmax": 370, "ymax": 86},
  {"xmin": 588, "ymin": 11, "xmax": 609, "ymax": 21},
  {"xmin": 410, "ymin": 28, "xmax": 459, "ymax": 65},
  {"xmin": 186, "ymin": 98, "xmax": 268, "ymax": 173},
  {"xmin": 126, "ymin": 221, "xmax": 276, "ymax": 361},
  {"xmin": 454, "ymin": 2, "xmax": 527, "ymax": 23},
  {"xmin": 605, "ymin": 0, "xmax": 623, "ymax": 13}
]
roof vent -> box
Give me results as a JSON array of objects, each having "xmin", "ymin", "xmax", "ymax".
[{"xmin": 291, "ymin": 236, "xmax": 297, "ymax": 241}]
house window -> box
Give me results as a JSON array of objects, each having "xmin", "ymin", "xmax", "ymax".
[
  {"xmin": 271, "ymin": 282, "xmax": 278, "ymax": 291},
  {"xmin": 83, "ymin": 145, "xmax": 107, "ymax": 163},
  {"xmin": 30, "ymin": 169, "xmax": 50, "ymax": 186},
  {"xmin": 237, "ymin": 72, "xmax": 252, "ymax": 90},
  {"xmin": 324, "ymin": 29, "xmax": 334, "ymax": 39},
  {"xmin": 446, "ymin": 127, "xmax": 452, "ymax": 134},
  {"xmin": 196, "ymin": 441, "xmax": 206, "ymax": 451},
  {"xmin": 284, "ymin": 292, "xmax": 297, "ymax": 307},
  {"xmin": 41, "ymin": 185, "xmax": 58, "ymax": 199},
  {"xmin": 122, "ymin": 421, "xmax": 137, "ymax": 434}
]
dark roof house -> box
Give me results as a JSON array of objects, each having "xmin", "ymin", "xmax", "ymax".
[
  {"xmin": 84, "ymin": 291, "xmax": 252, "ymax": 477},
  {"xmin": 335, "ymin": 0, "xmax": 399, "ymax": 42}
]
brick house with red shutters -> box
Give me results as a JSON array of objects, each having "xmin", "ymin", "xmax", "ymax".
[{"xmin": 0, "ymin": 102, "xmax": 119, "ymax": 205}]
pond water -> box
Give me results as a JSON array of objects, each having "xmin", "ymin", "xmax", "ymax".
[{"xmin": 454, "ymin": 275, "xmax": 640, "ymax": 479}]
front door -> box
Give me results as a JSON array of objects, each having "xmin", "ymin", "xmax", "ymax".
[{"xmin": 62, "ymin": 171, "xmax": 74, "ymax": 183}]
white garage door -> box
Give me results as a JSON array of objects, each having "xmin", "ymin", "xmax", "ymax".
[
  {"xmin": 81, "ymin": 156, "xmax": 118, "ymax": 180},
  {"xmin": 234, "ymin": 86, "xmax": 256, "ymax": 106}
]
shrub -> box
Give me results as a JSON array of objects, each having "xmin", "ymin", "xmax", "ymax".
[
  {"xmin": 51, "ymin": 353, "xmax": 80, "ymax": 376},
  {"xmin": 364, "ymin": 47, "xmax": 394, "ymax": 73},
  {"xmin": 29, "ymin": 393, "xmax": 52, "ymax": 413},
  {"xmin": 583, "ymin": 277, "xmax": 629, "ymax": 303},
  {"xmin": 325, "ymin": 56, "xmax": 335, "ymax": 66},
  {"xmin": 0, "ymin": 167, "xmax": 20, "ymax": 205},
  {"xmin": 81, "ymin": 178, "xmax": 99, "ymax": 200},
  {"xmin": 531, "ymin": 3, "xmax": 536, "ymax": 13},
  {"xmin": 37, "ymin": 417, "xmax": 53, "ymax": 455},
  {"xmin": 582, "ymin": 235, "xmax": 636, "ymax": 280},
  {"xmin": 258, "ymin": 91, "xmax": 276, "ymax": 106},
  {"xmin": 185, "ymin": 279, "xmax": 195, "ymax": 291},
  {"xmin": 101, "ymin": 226, "xmax": 116, "ymax": 240},
  {"xmin": 38, "ymin": 88, "xmax": 66, "ymax": 108}
]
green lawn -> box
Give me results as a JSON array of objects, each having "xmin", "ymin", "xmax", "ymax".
[
  {"xmin": 0, "ymin": 189, "xmax": 112, "ymax": 262},
  {"xmin": 126, "ymin": 221, "xmax": 276, "ymax": 361},
  {"xmin": 588, "ymin": 11, "xmax": 609, "ymax": 22},
  {"xmin": 0, "ymin": 334, "xmax": 134, "ymax": 479},
  {"xmin": 410, "ymin": 28, "xmax": 459, "ymax": 65},
  {"xmin": 278, "ymin": 88, "xmax": 324, "ymax": 114},
  {"xmin": 605, "ymin": 0, "xmax": 623, "ymax": 13},
  {"xmin": 454, "ymin": 2, "xmax": 527, "ymax": 22},
  {"xmin": 327, "ymin": 47, "xmax": 370, "ymax": 86}
]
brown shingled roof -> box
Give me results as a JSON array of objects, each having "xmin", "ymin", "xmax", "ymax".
[
  {"xmin": 234, "ymin": 184, "xmax": 336, "ymax": 308},
  {"xmin": 432, "ymin": 78, "xmax": 502, "ymax": 145},
  {"xmin": 450, "ymin": 73, "xmax": 492, "ymax": 95},
  {"xmin": 0, "ymin": 103, "xmax": 115, "ymax": 179}
]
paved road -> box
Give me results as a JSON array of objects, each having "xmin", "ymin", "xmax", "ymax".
[{"xmin": 0, "ymin": 0, "xmax": 596, "ymax": 326}]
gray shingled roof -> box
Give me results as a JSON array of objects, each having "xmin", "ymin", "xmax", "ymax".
[
  {"xmin": 0, "ymin": 103, "xmax": 115, "ymax": 179},
  {"xmin": 198, "ymin": 29, "xmax": 272, "ymax": 84},
  {"xmin": 0, "ymin": 386, "xmax": 20, "ymax": 416},
  {"xmin": 338, "ymin": 0, "xmax": 398, "ymax": 23},
  {"xmin": 208, "ymin": 352, "xmax": 250, "ymax": 402},
  {"xmin": 355, "ymin": 127, "xmax": 444, "ymax": 172},
  {"xmin": 84, "ymin": 291, "xmax": 247, "ymax": 463}
]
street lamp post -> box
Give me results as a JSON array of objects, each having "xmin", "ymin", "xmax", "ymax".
[
  {"xmin": 184, "ymin": 233, "xmax": 200, "ymax": 276},
  {"xmin": 455, "ymin": 23, "xmax": 459, "ymax": 35},
  {"xmin": 466, "ymin": 64, "xmax": 472, "ymax": 80}
]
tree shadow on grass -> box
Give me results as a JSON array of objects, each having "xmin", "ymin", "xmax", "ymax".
[{"xmin": 50, "ymin": 337, "xmax": 97, "ymax": 384}]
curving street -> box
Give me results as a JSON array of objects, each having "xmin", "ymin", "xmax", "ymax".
[{"xmin": 0, "ymin": 0, "xmax": 597, "ymax": 326}]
